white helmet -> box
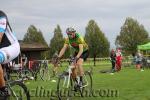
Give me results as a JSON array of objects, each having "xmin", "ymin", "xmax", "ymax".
[{"xmin": 66, "ymin": 27, "xmax": 76, "ymax": 33}]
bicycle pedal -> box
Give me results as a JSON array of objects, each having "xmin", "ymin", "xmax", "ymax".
[
  {"xmin": 74, "ymin": 84, "xmax": 80, "ymax": 92},
  {"xmin": 73, "ymin": 88, "xmax": 78, "ymax": 92}
]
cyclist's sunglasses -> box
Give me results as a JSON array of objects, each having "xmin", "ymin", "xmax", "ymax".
[
  {"xmin": 67, "ymin": 33, "xmax": 74, "ymax": 38},
  {"xmin": 67, "ymin": 32, "xmax": 73, "ymax": 35}
]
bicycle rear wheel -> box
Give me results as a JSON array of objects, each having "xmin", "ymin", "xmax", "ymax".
[
  {"xmin": 7, "ymin": 80, "xmax": 30, "ymax": 100},
  {"xmin": 80, "ymin": 71, "xmax": 93, "ymax": 97}
]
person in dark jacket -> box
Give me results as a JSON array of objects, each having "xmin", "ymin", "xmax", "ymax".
[{"xmin": 110, "ymin": 49, "xmax": 116, "ymax": 73}]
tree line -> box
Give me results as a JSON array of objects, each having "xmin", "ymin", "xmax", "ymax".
[{"xmin": 22, "ymin": 17, "xmax": 150, "ymax": 59}]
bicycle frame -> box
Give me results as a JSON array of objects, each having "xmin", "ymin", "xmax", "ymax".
[
  {"xmin": 62, "ymin": 65, "xmax": 74, "ymax": 88},
  {"xmin": 62, "ymin": 64, "xmax": 89, "ymax": 89}
]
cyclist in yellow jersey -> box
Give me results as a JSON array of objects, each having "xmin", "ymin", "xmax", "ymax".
[{"xmin": 55, "ymin": 27, "xmax": 89, "ymax": 87}]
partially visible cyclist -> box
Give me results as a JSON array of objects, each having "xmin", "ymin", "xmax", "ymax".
[
  {"xmin": 0, "ymin": 10, "xmax": 20, "ymax": 96},
  {"xmin": 54, "ymin": 27, "xmax": 89, "ymax": 87}
]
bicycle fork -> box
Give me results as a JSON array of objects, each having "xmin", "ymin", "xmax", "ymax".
[{"xmin": 63, "ymin": 66, "xmax": 73, "ymax": 88}]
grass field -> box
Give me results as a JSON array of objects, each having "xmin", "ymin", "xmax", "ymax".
[{"xmin": 24, "ymin": 62, "xmax": 150, "ymax": 100}]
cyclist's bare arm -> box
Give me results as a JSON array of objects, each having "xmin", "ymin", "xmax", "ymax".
[
  {"xmin": 0, "ymin": 33, "xmax": 5, "ymax": 87},
  {"xmin": 0, "ymin": 32, "xmax": 3, "ymax": 42},
  {"xmin": 52, "ymin": 44, "xmax": 68, "ymax": 74},
  {"xmin": 58, "ymin": 44, "xmax": 68, "ymax": 58},
  {"xmin": 52, "ymin": 44, "xmax": 68, "ymax": 66}
]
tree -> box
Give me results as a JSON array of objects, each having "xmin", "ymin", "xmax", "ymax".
[
  {"xmin": 49, "ymin": 25, "xmax": 64, "ymax": 58},
  {"xmin": 85, "ymin": 20, "xmax": 110, "ymax": 65},
  {"xmin": 23, "ymin": 25, "xmax": 48, "ymax": 46},
  {"xmin": 115, "ymin": 17, "xmax": 149, "ymax": 54}
]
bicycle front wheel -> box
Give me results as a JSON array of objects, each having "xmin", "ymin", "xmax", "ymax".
[
  {"xmin": 57, "ymin": 72, "xmax": 74, "ymax": 100},
  {"xmin": 7, "ymin": 80, "xmax": 30, "ymax": 100},
  {"xmin": 39, "ymin": 67, "xmax": 51, "ymax": 81}
]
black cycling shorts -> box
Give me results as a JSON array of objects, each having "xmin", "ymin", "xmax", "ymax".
[{"xmin": 74, "ymin": 50, "xmax": 89, "ymax": 61}]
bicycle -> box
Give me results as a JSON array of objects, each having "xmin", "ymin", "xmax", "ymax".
[
  {"xmin": 7, "ymin": 63, "xmax": 34, "ymax": 82},
  {"xmin": 39, "ymin": 59, "xmax": 59, "ymax": 81},
  {"xmin": 38, "ymin": 60, "xmax": 50, "ymax": 81},
  {"xmin": 20, "ymin": 60, "xmax": 41, "ymax": 81},
  {"xmin": 0, "ymin": 64, "xmax": 30, "ymax": 100},
  {"xmin": 56, "ymin": 57, "xmax": 93, "ymax": 100},
  {"xmin": 20, "ymin": 60, "xmax": 53, "ymax": 81}
]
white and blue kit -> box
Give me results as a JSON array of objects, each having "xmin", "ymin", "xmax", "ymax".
[{"xmin": 0, "ymin": 16, "xmax": 20, "ymax": 64}]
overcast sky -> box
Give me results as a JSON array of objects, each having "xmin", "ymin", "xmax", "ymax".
[{"xmin": 1, "ymin": 0, "xmax": 150, "ymax": 48}]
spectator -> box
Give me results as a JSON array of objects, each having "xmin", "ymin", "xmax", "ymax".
[
  {"xmin": 132, "ymin": 52, "xmax": 136, "ymax": 65},
  {"xmin": 21, "ymin": 54, "xmax": 27, "ymax": 68},
  {"xmin": 115, "ymin": 48, "xmax": 123, "ymax": 72},
  {"xmin": 110, "ymin": 49, "xmax": 116, "ymax": 73},
  {"xmin": 135, "ymin": 50, "xmax": 143, "ymax": 71}
]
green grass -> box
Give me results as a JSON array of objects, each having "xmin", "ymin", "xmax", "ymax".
[{"xmin": 24, "ymin": 62, "xmax": 150, "ymax": 100}]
